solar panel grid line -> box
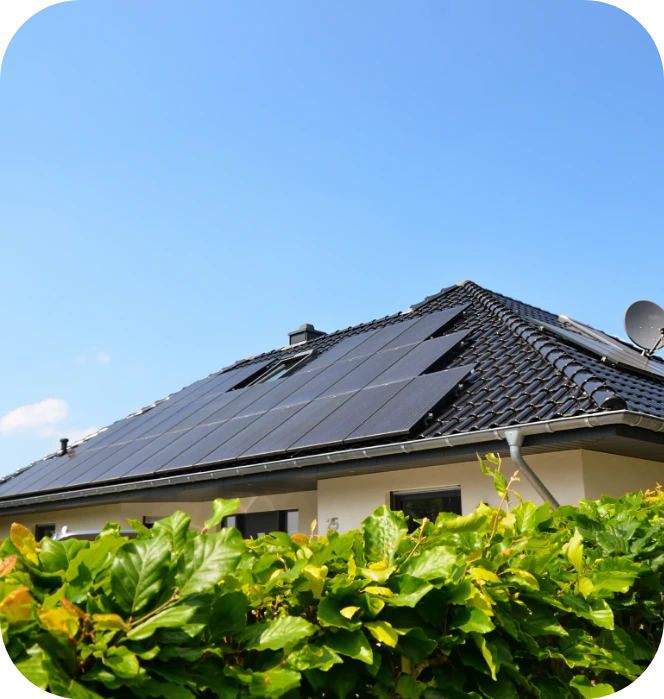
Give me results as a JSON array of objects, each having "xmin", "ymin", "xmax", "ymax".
[
  {"xmin": 82, "ymin": 429, "xmax": 188, "ymax": 483},
  {"xmin": 162, "ymin": 390, "xmax": 242, "ymax": 432},
  {"xmin": 289, "ymin": 380, "xmax": 411, "ymax": 451},
  {"xmin": 369, "ymin": 330, "xmax": 471, "ymax": 386},
  {"xmin": 240, "ymin": 392, "xmax": 359, "ymax": 458},
  {"xmin": 345, "ymin": 365, "xmax": 473, "ymax": 442},
  {"xmin": 192, "ymin": 382, "xmax": 278, "ymax": 424},
  {"xmin": 297, "ymin": 329, "xmax": 379, "ymax": 371},
  {"xmin": 34, "ymin": 443, "xmax": 130, "ymax": 493},
  {"xmin": 121, "ymin": 423, "xmax": 226, "ymax": 479},
  {"xmin": 274, "ymin": 358, "xmax": 371, "ymax": 408},
  {"xmin": 379, "ymin": 305, "xmax": 468, "ymax": 351},
  {"xmin": 318, "ymin": 344, "xmax": 415, "ymax": 397},
  {"xmin": 340, "ymin": 318, "xmax": 421, "ymax": 361},
  {"xmin": 154, "ymin": 413, "xmax": 266, "ymax": 474},
  {"xmin": 197, "ymin": 403, "xmax": 306, "ymax": 465},
  {"xmin": 55, "ymin": 435, "xmax": 164, "ymax": 489}
]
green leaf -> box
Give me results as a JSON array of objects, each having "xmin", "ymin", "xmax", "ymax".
[
  {"xmin": 437, "ymin": 505, "xmax": 492, "ymax": 533},
  {"xmin": 471, "ymin": 632, "xmax": 497, "ymax": 680},
  {"xmin": 103, "ymin": 647, "xmax": 140, "ymax": 678},
  {"xmin": 476, "ymin": 677, "xmax": 519, "ymax": 699},
  {"xmin": 363, "ymin": 506, "xmax": 408, "ymax": 566},
  {"xmin": 153, "ymin": 511, "xmax": 192, "ymax": 554},
  {"xmin": 204, "ymin": 498, "xmax": 240, "ymax": 532},
  {"xmin": 245, "ymin": 615, "xmax": 318, "ymax": 650},
  {"xmin": 387, "ymin": 575, "xmax": 434, "ymax": 607},
  {"xmin": 250, "ymin": 668, "xmax": 301, "ymax": 697},
  {"xmin": 288, "ymin": 643, "xmax": 342, "ymax": 671},
  {"xmin": 364, "ymin": 620, "xmax": 403, "ymax": 647},
  {"xmin": 10, "ymin": 524, "xmax": 39, "ymax": 566},
  {"xmin": 127, "ymin": 604, "xmax": 198, "ymax": 641},
  {"xmin": 318, "ymin": 596, "xmax": 362, "ymax": 631},
  {"xmin": 325, "ymin": 629, "xmax": 373, "ymax": 664},
  {"xmin": 209, "ymin": 591, "xmax": 248, "ymax": 637},
  {"xmin": 396, "ymin": 675, "xmax": 424, "ymax": 699},
  {"xmin": 401, "ymin": 546, "xmax": 459, "ymax": 581},
  {"xmin": 15, "ymin": 646, "xmax": 48, "ymax": 690},
  {"xmin": 111, "ymin": 538, "xmax": 171, "ymax": 615},
  {"xmin": 397, "ymin": 627, "xmax": 437, "ymax": 665},
  {"xmin": 514, "ymin": 501, "xmax": 538, "ymax": 533},
  {"xmin": 176, "ymin": 528, "xmax": 245, "ymax": 596},
  {"xmin": 494, "ymin": 470, "xmax": 508, "ymax": 499},
  {"xmin": 450, "ymin": 607, "xmax": 495, "ymax": 634},
  {"xmin": 570, "ymin": 676, "xmax": 614, "ymax": 697}
]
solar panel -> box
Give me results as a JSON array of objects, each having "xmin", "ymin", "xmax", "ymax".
[
  {"xmin": 198, "ymin": 404, "xmax": 305, "ymax": 465},
  {"xmin": 155, "ymin": 413, "xmax": 263, "ymax": 473},
  {"xmin": 300, "ymin": 329, "xmax": 379, "ymax": 371},
  {"xmin": 194, "ymin": 383, "xmax": 277, "ymax": 423},
  {"xmin": 289, "ymin": 380, "xmax": 410, "ymax": 450},
  {"xmin": 239, "ymin": 393, "xmax": 357, "ymax": 458},
  {"xmin": 233, "ymin": 367, "xmax": 326, "ymax": 414},
  {"xmin": 380, "ymin": 305, "xmax": 468, "ymax": 351},
  {"xmin": 536, "ymin": 319, "xmax": 664, "ymax": 380},
  {"xmin": 370, "ymin": 331, "xmax": 470, "ymax": 386},
  {"xmin": 346, "ymin": 365, "xmax": 472, "ymax": 442},
  {"xmin": 319, "ymin": 345, "xmax": 414, "ymax": 396}
]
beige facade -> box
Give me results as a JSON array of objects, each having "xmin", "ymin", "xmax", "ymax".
[{"xmin": 1, "ymin": 449, "xmax": 662, "ymax": 540}]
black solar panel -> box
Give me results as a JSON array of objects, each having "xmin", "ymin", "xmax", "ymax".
[
  {"xmin": 380, "ymin": 305, "xmax": 468, "ymax": 351},
  {"xmin": 369, "ymin": 331, "xmax": 469, "ymax": 386},
  {"xmin": 198, "ymin": 404, "xmax": 305, "ymax": 465},
  {"xmin": 155, "ymin": 414, "xmax": 263, "ymax": 473},
  {"xmin": 240, "ymin": 393, "xmax": 357, "ymax": 459},
  {"xmin": 276, "ymin": 360, "xmax": 365, "ymax": 407},
  {"xmin": 289, "ymin": 381, "xmax": 409, "ymax": 450},
  {"xmin": 346, "ymin": 365, "xmax": 472, "ymax": 442}
]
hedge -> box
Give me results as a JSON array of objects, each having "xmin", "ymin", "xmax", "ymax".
[{"xmin": 0, "ymin": 455, "xmax": 663, "ymax": 699}]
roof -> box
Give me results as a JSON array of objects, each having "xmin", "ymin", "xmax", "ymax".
[{"xmin": 2, "ymin": 280, "xmax": 664, "ymax": 507}]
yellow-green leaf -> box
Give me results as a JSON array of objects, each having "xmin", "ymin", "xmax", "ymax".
[
  {"xmin": 10, "ymin": 523, "xmax": 39, "ymax": 566},
  {"xmin": 39, "ymin": 607, "xmax": 80, "ymax": 639},
  {"xmin": 363, "ymin": 585, "xmax": 394, "ymax": 597},
  {"xmin": 470, "ymin": 567, "xmax": 501, "ymax": 584},
  {"xmin": 92, "ymin": 614, "xmax": 132, "ymax": 632},
  {"xmin": 567, "ymin": 530, "xmax": 584, "ymax": 574},
  {"xmin": 364, "ymin": 620, "xmax": 403, "ymax": 647},
  {"xmin": 0, "ymin": 586, "xmax": 33, "ymax": 624},
  {"xmin": 340, "ymin": 606, "xmax": 361, "ymax": 620}
]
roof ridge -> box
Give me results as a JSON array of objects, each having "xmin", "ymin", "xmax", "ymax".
[{"xmin": 462, "ymin": 281, "xmax": 627, "ymax": 411}]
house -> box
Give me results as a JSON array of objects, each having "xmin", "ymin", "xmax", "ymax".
[{"xmin": 1, "ymin": 280, "xmax": 663, "ymax": 540}]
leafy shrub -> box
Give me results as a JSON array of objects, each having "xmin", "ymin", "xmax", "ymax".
[{"xmin": 0, "ymin": 455, "xmax": 663, "ymax": 699}]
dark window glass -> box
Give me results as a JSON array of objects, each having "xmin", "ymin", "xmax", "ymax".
[
  {"xmin": 391, "ymin": 489, "xmax": 462, "ymax": 531},
  {"xmin": 224, "ymin": 510, "xmax": 298, "ymax": 538},
  {"xmin": 35, "ymin": 524, "xmax": 56, "ymax": 540}
]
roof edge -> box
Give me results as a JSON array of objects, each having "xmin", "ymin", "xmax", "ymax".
[{"xmin": 0, "ymin": 410, "xmax": 661, "ymax": 513}]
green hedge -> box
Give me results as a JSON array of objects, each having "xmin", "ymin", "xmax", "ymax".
[{"xmin": 1, "ymin": 455, "xmax": 662, "ymax": 699}]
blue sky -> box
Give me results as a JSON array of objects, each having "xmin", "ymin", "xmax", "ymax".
[{"xmin": 0, "ymin": 0, "xmax": 662, "ymax": 478}]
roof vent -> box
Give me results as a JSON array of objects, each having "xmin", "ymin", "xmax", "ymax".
[
  {"xmin": 58, "ymin": 438, "xmax": 69, "ymax": 456},
  {"xmin": 288, "ymin": 323, "xmax": 326, "ymax": 345}
]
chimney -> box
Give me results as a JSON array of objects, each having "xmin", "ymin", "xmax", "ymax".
[
  {"xmin": 288, "ymin": 323, "xmax": 326, "ymax": 345},
  {"xmin": 59, "ymin": 438, "xmax": 69, "ymax": 456}
]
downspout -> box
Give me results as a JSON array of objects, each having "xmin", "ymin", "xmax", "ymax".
[{"xmin": 504, "ymin": 428, "xmax": 560, "ymax": 509}]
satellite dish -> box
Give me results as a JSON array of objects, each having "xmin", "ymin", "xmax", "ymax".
[{"xmin": 625, "ymin": 300, "xmax": 664, "ymax": 355}]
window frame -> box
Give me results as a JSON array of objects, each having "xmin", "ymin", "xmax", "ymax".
[
  {"xmin": 390, "ymin": 487, "xmax": 462, "ymax": 529},
  {"xmin": 35, "ymin": 523, "xmax": 56, "ymax": 541},
  {"xmin": 246, "ymin": 351, "xmax": 313, "ymax": 386}
]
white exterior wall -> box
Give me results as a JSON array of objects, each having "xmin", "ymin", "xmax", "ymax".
[
  {"xmin": 317, "ymin": 451, "xmax": 586, "ymax": 534},
  {"xmin": 582, "ymin": 451, "xmax": 664, "ymax": 501}
]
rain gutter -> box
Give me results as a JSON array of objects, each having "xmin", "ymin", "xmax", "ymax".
[{"xmin": 0, "ymin": 410, "xmax": 663, "ymax": 512}]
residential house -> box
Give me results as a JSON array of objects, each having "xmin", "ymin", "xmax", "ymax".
[{"xmin": 1, "ymin": 281, "xmax": 663, "ymax": 540}]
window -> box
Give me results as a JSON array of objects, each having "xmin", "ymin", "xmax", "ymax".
[
  {"xmin": 225, "ymin": 510, "xmax": 299, "ymax": 538},
  {"xmin": 247, "ymin": 352, "xmax": 312, "ymax": 386},
  {"xmin": 391, "ymin": 488, "xmax": 462, "ymax": 532},
  {"xmin": 35, "ymin": 524, "xmax": 56, "ymax": 540}
]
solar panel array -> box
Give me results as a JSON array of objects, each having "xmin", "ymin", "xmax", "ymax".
[{"xmin": 0, "ymin": 306, "xmax": 471, "ymax": 497}]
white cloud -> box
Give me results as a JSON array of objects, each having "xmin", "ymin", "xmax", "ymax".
[
  {"xmin": 76, "ymin": 350, "xmax": 111, "ymax": 364},
  {"xmin": 0, "ymin": 398, "xmax": 69, "ymax": 435}
]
